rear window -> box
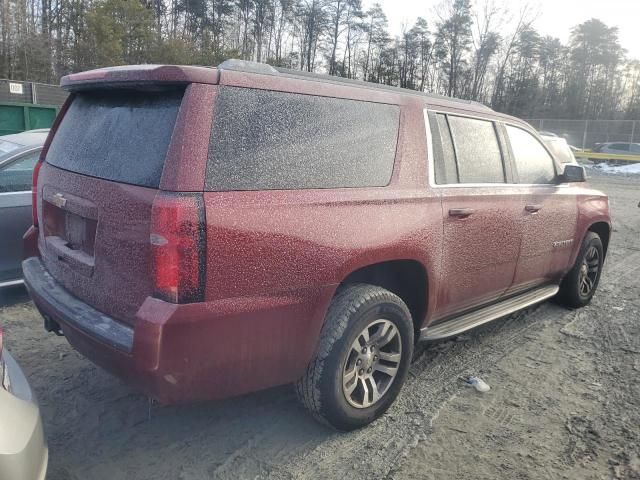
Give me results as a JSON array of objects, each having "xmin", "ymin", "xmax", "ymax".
[
  {"xmin": 46, "ymin": 89, "xmax": 183, "ymax": 188},
  {"xmin": 205, "ymin": 87, "xmax": 400, "ymax": 191}
]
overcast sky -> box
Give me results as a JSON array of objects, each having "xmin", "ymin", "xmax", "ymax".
[{"xmin": 364, "ymin": 0, "xmax": 640, "ymax": 59}]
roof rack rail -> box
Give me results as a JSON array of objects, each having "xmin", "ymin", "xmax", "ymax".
[
  {"xmin": 218, "ymin": 59, "xmax": 278, "ymax": 75},
  {"xmin": 216, "ymin": 59, "xmax": 491, "ymax": 110}
]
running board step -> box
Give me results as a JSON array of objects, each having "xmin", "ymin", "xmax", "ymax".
[{"xmin": 420, "ymin": 285, "xmax": 559, "ymax": 341}]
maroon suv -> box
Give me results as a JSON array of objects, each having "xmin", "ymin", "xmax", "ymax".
[{"xmin": 23, "ymin": 60, "xmax": 611, "ymax": 430}]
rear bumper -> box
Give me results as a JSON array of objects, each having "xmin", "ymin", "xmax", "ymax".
[
  {"xmin": 0, "ymin": 350, "xmax": 48, "ymax": 480},
  {"xmin": 23, "ymin": 257, "xmax": 133, "ymax": 353},
  {"xmin": 23, "ymin": 256, "xmax": 335, "ymax": 404}
]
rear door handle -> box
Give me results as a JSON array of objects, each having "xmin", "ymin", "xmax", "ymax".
[
  {"xmin": 449, "ymin": 208, "xmax": 475, "ymax": 218},
  {"xmin": 525, "ymin": 204, "xmax": 543, "ymax": 213}
]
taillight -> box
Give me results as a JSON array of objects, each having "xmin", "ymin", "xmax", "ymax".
[
  {"xmin": 32, "ymin": 159, "xmax": 43, "ymax": 227},
  {"xmin": 150, "ymin": 192, "xmax": 206, "ymax": 303}
]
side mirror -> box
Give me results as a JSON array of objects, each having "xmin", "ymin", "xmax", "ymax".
[{"xmin": 560, "ymin": 164, "xmax": 586, "ymax": 183}]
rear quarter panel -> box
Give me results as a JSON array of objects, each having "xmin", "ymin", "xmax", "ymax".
[{"xmin": 200, "ymin": 98, "xmax": 443, "ymax": 387}]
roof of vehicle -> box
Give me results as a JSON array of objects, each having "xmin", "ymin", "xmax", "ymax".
[
  {"xmin": 219, "ymin": 60, "xmax": 491, "ymax": 111},
  {"xmin": 61, "ymin": 60, "xmax": 495, "ymax": 114},
  {"xmin": 217, "ymin": 59, "xmax": 493, "ymax": 111},
  {"xmin": 540, "ymin": 134, "xmax": 577, "ymax": 165},
  {"xmin": 0, "ymin": 129, "xmax": 49, "ymax": 147},
  {"xmin": 540, "ymin": 134, "xmax": 568, "ymax": 143}
]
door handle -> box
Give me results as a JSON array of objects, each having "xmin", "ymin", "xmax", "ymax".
[
  {"xmin": 449, "ymin": 208, "xmax": 475, "ymax": 218},
  {"xmin": 525, "ymin": 204, "xmax": 543, "ymax": 213}
]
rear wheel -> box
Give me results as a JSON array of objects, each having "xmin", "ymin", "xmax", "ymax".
[
  {"xmin": 557, "ymin": 232, "xmax": 604, "ymax": 308},
  {"xmin": 296, "ymin": 284, "xmax": 414, "ymax": 431}
]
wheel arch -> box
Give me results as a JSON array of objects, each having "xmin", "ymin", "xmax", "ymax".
[
  {"xmin": 588, "ymin": 221, "xmax": 611, "ymax": 257},
  {"xmin": 338, "ymin": 259, "xmax": 429, "ymax": 338}
]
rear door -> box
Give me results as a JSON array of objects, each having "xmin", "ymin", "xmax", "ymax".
[
  {"xmin": 37, "ymin": 87, "xmax": 185, "ymax": 326},
  {"xmin": 503, "ymin": 124, "xmax": 577, "ymax": 292},
  {"xmin": 427, "ymin": 111, "xmax": 523, "ymax": 320},
  {"xmin": 0, "ymin": 149, "xmax": 40, "ymax": 284}
]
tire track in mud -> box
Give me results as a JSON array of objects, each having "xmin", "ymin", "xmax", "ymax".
[{"xmin": 262, "ymin": 304, "xmax": 570, "ymax": 480}]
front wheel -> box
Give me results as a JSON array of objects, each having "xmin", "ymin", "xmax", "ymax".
[
  {"xmin": 296, "ymin": 284, "xmax": 414, "ymax": 431},
  {"xmin": 557, "ymin": 232, "xmax": 604, "ymax": 308}
]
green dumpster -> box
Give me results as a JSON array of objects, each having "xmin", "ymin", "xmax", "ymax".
[{"xmin": 0, "ymin": 102, "xmax": 59, "ymax": 136}]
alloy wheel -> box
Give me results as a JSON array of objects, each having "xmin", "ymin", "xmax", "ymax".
[
  {"xmin": 342, "ymin": 319, "xmax": 402, "ymax": 409},
  {"xmin": 579, "ymin": 245, "xmax": 600, "ymax": 297}
]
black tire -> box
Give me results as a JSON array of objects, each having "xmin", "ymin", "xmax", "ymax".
[
  {"xmin": 557, "ymin": 232, "xmax": 604, "ymax": 308},
  {"xmin": 296, "ymin": 283, "xmax": 414, "ymax": 431}
]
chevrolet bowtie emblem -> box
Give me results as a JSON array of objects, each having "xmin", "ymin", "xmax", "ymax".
[{"xmin": 52, "ymin": 193, "xmax": 67, "ymax": 208}]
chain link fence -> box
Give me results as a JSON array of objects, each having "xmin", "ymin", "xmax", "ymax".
[
  {"xmin": 524, "ymin": 119, "xmax": 640, "ymax": 150},
  {"xmin": 0, "ymin": 79, "xmax": 68, "ymax": 107}
]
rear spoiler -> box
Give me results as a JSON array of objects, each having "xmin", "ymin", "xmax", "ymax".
[{"xmin": 60, "ymin": 65, "xmax": 219, "ymax": 91}]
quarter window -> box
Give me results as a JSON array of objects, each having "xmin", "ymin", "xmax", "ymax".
[
  {"xmin": 206, "ymin": 87, "xmax": 400, "ymax": 191},
  {"xmin": 428, "ymin": 112, "xmax": 458, "ymax": 184},
  {"xmin": 448, "ymin": 116, "xmax": 505, "ymax": 184},
  {"xmin": 506, "ymin": 126, "xmax": 557, "ymax": 184}
]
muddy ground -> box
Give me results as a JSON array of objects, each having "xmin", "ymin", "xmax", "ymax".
[{"xmin": 1, "ymin": 170, "xmax": 639, "ymax": 480}]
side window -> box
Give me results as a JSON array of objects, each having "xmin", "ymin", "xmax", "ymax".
[
  {"xmin": 206, "ymin": 87, "xmax": 400, "ymax": 191},
  {"xmin": 0, "ymin": 151, "xmax": 40, "ymax": 193},
  {"xmin": 506, "ymin": 126, "xmax": 557, "ymax": 184},
  {"xmin": 609, "ymin": 143, "xmax": 630, "ymax": 152},
  {"xmin": 427, "ymin": 112, "xmax": 458, "ymax": 184},
  {"xmin": 447, "ymin": 115, "xmax": 505, "ymax": 184}
]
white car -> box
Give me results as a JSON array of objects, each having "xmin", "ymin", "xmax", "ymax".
[
  {"xmin": 540, "ymin": 134, "xmax": 579, "ymax": 167},
  {"xmin": 0, "ymin": 327, "xmax": 48, "ymax": 480},
  {"xmin": 592, "ymin": 142, "xmax": 640, "ymax": 155},
  {"xmin": 0, "ymin": 129, "xmax": 49, "ymax": 288}
]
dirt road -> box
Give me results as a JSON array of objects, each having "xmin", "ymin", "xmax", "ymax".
[{"xmin": 1, "ymin": 170, "xmax": 638, "ymax": 480}]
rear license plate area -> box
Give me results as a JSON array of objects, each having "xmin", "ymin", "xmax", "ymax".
[{"xmin": 41, "ymin": 188, "xmax": 98, "ymax": 275}]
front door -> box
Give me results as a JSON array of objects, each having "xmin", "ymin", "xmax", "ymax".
[{"xmin": 503, "ymin": 125, "xmax": 577, "ymax": 292}]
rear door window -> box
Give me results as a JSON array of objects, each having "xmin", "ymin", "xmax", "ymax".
[
  {"xmin": 447, "ymin": 115, "xmax": 505, "ymax": 184},
  {"xmin": 506, "ymin": 125, "xmax": 557, "ymax": 184},
  {"xmin": 46, "ymin": 89, "xmax": 184, "ymax": 188},
  {"xmin": 205, "ymin": 87, "xmax": 400, "ymax": 191}
]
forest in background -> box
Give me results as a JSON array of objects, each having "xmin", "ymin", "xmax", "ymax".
[{"xmin": 1, "ymin": 0, "xmax": 639, "ymax": 120}]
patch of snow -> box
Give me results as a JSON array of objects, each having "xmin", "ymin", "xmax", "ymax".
[{"xmin": 585, "ymin": 162, "xmax": 640, "ymax": 175}]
